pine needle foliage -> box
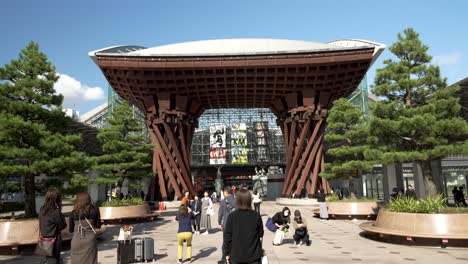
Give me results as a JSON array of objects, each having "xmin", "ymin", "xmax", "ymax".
[
  {"xmin": 321, "ymin": 98, "xmax": 374, "ymax": 179},
  {"xmin": 92, "ymin": 101, "xmax": 152, "ymax": 187},
  {"xmin": 0, "ymin": 42, "xmax": 88, "ymax": 217},
  {"xmin": 367, "ymin": 28, "xmax": 468, "ymax": 197}
]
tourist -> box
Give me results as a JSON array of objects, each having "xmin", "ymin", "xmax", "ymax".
[
  {"xmin": 231, "ymin": 185, "xmax": 237, "ymax": 197},
  {"xmin": 181, "ymin": 191, "xmax": 190, "ymax": 205},
  {"xmin": 191, "ymin": 194, "xmax": 202, "ymax": 235},
  {"xmin": 316, "ymin": 188, "xmax": 328, "ymax": 221},
  {"xmin": 252, "ymin": 191, "xmax": 262, "ymax": 215},
  {"xmin": 452, "ymin": 186, "xmax": 459, "ymax": 205},
  {"xmin": 390, "ymin": 187, "xmax": 400, "ymax": 200},
  {"xmin": 405, "ymin": 185, "xmax": 417, "ymax": 199},
  {"xmin": 271, "ymin": 207, "xmax": 291, "ymax": 246},
  {"xmin": 140, "ymin": 190, "xmax": 145, "ymax": 200},
  {"xmin": 218, "ymin": 187, "xmax": 237, "ymax": 264},
  {"xmin": 223, "ymin": 189, "xmax": 264, "ymax": 264},
  {"xmin": 176, "ymin": 204, "xmax": 194, "ymax": 263},
  {"xmin": 457, "ymin": 186, "xmax": 467, "ymax": 207},
  {"xmin": 69, "ymin": 192, "xmax": 101, "ymax": 264},
  {"xmin": 200, "ymin": 191, "xmax": 213, "ymax": 235},
  {"xmin": 37, "ymin": 188, "xmax": 67, "ymax": 264},
  {"xmin": 292, "ymin": 210, "xmax": 310, "ymax": 246}
]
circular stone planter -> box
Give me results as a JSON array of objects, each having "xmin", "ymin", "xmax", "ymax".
[
  {"xmin": 326, "ymin": 201, "xmax": 384, "ymax": 217},
  {"xmin": 99, "ymin": 204, "xmax": 159, "ymax": 221},
  {"xmin": 0, "ymin": 217, "xmax": 105, "ymax": 247},
  {"xmin": 276, "ymin": 198, "xmax": 319, "ymax": 207},
  {"xmin": 360, "ymin": 209, "xmax": 468, "ymax": 240}
]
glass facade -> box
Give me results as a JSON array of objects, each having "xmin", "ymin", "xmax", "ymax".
[{"xmin": 362, "ymin": 166, "xmax": 384, "ymax": 199}]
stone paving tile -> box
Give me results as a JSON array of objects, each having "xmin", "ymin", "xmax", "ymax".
[{"xmin": 1, "ymin": 201, "xmax": 468, "ymax": 263}]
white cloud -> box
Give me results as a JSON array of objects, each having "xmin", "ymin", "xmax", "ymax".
[
  {"xmin": 433, "ymin": 52, "xmax": 462, "ymax": 66},
  {"xmin": 54, "ymin": 73, "xmax": 105, "ymax": 107}
]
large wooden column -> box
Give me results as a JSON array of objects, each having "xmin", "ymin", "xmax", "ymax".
[
  {"xmin": 143, "ymin": 94, "xmax": 202, "ymax": 200},
  {"xmin": 273, "ymin": 91, "xmax": 331, "ymax": 197}
]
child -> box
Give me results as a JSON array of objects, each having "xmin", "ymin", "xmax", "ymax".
[{"xmin": 292, "ymin": 210, "xmax": 311, "ymax": 246}]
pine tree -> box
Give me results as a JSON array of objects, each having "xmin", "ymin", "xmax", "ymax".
[
  {"xmin": 321, "ymin": 98, "xmax": 374, "ymax": 180},
  {"xmin": 92, "ymin": 101, "xmax": 152, "ymax": 197},
  {"xmin": 368, "ymin": 28, "xmax": 468, "ymax": 197},
  {"xmin": 0, "ymin": 42, "xmax": 88, "ymax": 217}
]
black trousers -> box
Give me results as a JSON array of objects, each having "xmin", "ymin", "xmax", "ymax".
[
  {"xmin": 293, "ymin": 229, "xmax": 309, "ymax": 243},
  {"xmin": 254, "ymin": 202, "xmax": 261, "ymax": 214}
]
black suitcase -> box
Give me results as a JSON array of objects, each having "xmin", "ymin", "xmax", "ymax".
[{"xmin": 117, "ymin": 240, "xmax": 135, "ymax": 264}]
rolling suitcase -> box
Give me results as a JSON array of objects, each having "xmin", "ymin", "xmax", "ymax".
[
  {"xmin": 143, "ymin": 237, "xmax": 155, "ymax": 262},
  {"xmin": 134, "ymin": 237, "xmax": 144, "ymax": 262},
  {"xmin": 117, "ymin": 240, "xmax": 135, "ymax": 264}
]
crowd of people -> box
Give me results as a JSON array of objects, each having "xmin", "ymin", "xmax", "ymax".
[
  {"xmin": 390, "ymin": 185, "xmax": 418, "ymax": 200},
  {"xmin": 176, "ymin": 186, "xmax": 316, "ymax": 264}
]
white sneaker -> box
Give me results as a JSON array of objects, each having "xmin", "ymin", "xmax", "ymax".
[
  {"xmin": 196, "ymin": 231, "xmax": 200, "ymax": 235},
  {"xmin": 202, "ymin": 231, "xmax": 209, "ymax": 235},
  {"xmin": 299, "ymin": 241, "xmax": 303, "ymax": 246}
]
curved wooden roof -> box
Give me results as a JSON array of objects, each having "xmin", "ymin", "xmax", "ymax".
[{"xmin": 90, "ymin": 39, "xmax": 384, "ymax": 116}]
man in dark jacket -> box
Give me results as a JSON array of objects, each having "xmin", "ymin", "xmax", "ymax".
[
  {"xmin": 218, "ymin": 187, "xmax": 237, "ymax": 264},
  {"xmin": 218, "ymin": 187, "xmax": 237, "ymax": 228}
]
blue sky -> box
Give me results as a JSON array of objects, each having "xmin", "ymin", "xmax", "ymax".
[{"xmin": 1, "ymin": 0, "xmax": 466, "ymax": 114}]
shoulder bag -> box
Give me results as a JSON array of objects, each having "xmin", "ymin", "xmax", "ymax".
[{"xmin": 35, "ymin": 223, "xmax": 56, "ymax": 256}]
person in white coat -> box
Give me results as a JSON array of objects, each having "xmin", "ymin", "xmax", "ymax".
[{"xmin": 252, "ymin": 191, "xmax": 262, "ymax": 215}]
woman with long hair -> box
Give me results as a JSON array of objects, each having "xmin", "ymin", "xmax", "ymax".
[
  {"xmin": 176, "ymin": 204, "xmax": 194, "ymax": 263},
  {"xmin": 69, "ymin": 192, "xmax": 101, "ymax": 264},
  {"xmin": 223, "ymin": 189, "xmax": 264, "ymax": 264},
  {"xmin": 37, "ymin": 188, "xmax": 67, "ymax": 264},
  {"xmin": 271, "ymin": 207, "xmax": 291, "ymax": 245},
  {"xmin": 292, "ymin": 210, "xmax": 310, "ymax": 246},
  {"xmin": 316, "ymin": 188, "xmax": 328, "ymax": 221}
]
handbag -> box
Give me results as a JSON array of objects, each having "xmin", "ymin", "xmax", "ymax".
[
  {"xmin": 265, "ymin": 217, "xmax": 277, "ymax": 232},
  {"xmin": 35, "ymin": 225, "xmax": 56, "ymax": 257}
]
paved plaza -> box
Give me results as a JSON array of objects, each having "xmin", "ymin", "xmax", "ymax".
[{"xmin": 0, "ymin": 201, "xmax": 467, "ymax": 264}]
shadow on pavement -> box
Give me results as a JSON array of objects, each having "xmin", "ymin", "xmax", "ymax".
[
  {"xmin": 208, "ymin": 227, "xmax": 222, "ymax": 234},
  {"xmin": 191, "ymin": 247, "xmax": 218, "ymax": 262}
]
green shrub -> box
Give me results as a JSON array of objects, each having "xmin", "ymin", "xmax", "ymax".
[
  {"xmin": 326, "ymin": 194, "xmax": 340, "ymax": 202},
  {"xmin": 100, "ymin": 197, "xmax": 144, "ymax": 207},
  {"xmin": 326, "ymin": 194, "xmax": 379, "ymax": 202},
  {"xmin": 0, "ymin": 202, "xmax": 25, "ymax": 213},
  {"xmin": 387, "ymin": 195, "xmax": 447, "ymax": 213}
]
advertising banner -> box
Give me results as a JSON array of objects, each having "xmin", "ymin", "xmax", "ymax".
[
  {"xmin": 209, "ymin": 124, "xmax": 226, "ymax": 164},
  {"xmin": 254, "ymin": 122, "xmax": 269, "ymax": 162},
  {"xmin": 231, "ymin": 123, "xmax": 248, "ymax": 164}
]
